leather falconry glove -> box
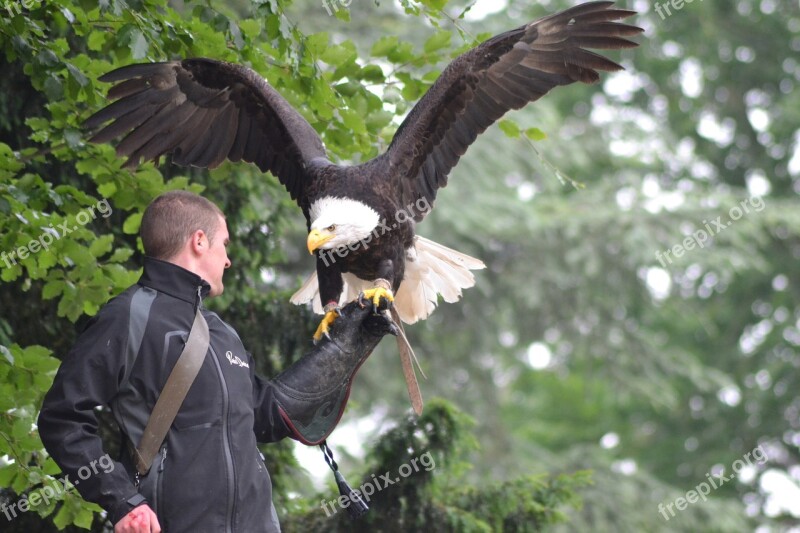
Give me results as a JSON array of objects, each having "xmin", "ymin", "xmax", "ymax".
[{"xmin": 270, "ymin": 298, "xmax": 396, "ymax": 445}]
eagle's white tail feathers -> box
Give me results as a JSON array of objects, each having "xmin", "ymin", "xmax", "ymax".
[
  {"xmin": 289, "ymin": 270, "xmax": 320, "ymax": 309},
  {"xmin": 395, "ymin": 237, "xmax": 485, "ymax": 323},
  {"xmin": 289, "ymin": 236, "xmax": 485, "ymax": 324}
]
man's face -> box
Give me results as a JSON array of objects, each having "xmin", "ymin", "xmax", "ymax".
[{"xmin": 201, "ymin": 216, "xmax": 231, "ymax": 297}]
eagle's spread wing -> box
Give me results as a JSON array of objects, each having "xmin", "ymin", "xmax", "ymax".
[
  {"xmin": 385, "ymin": 1, "xmax": 643, "ymax": 220},
  {"xmin": 84, "ymin": 58, "xmax": 327, "ymax": 203}
]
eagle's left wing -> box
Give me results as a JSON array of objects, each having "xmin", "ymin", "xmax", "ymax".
[{"xmin": 384, "ymin": 1, "xmax": 642, "ymax": 220}]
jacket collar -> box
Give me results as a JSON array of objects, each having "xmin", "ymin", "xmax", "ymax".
[{"xmin": 138, "ymin": 256, "xmax": 211, "ymax": 305}]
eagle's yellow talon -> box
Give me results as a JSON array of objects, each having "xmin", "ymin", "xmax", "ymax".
[
  {"xmin": 362, "ymin": 287, "xmax": 394, "ymax": 309},
  {"xmin": 313, "ymin": 308, "xmax": 340, "ymax": 342}
]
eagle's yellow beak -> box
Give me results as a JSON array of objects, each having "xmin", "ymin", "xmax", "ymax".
[{"xmin": 307, "ymin": 228, "xmax": 334, "ymax": 254}]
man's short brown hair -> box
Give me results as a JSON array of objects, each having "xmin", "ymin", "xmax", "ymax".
[{"xmin": 141, "ymin": 191, "xmax": 225, "ymax": 260}]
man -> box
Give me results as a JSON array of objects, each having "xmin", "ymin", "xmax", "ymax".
[{"xmin": 38, "ymin": 191, "xmax": 392, "ymax": 532}]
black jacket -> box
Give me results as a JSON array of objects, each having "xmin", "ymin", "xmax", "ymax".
[{"xmin": 38, "ymin": 257, "xmax": 290, "ymax": 532}]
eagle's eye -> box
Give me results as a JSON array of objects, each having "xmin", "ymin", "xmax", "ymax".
[{"xmin": 326, "ymin": 224, "xmax": 336, "ymax": 232}]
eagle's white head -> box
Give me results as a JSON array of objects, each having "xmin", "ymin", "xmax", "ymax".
[{"xmin": 306, "ymin": 196, "xmax": 380, "ymax": 254}]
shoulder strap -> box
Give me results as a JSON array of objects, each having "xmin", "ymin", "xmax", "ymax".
[{"xmin": 133, "ymin": 308, "xmax": 210, "ymax": 475}]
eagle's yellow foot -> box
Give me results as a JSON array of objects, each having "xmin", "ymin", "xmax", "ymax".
[
  {"xmin": 313, "ymin": 306, "xmax": 340, "ymax": 343},
  {"xmin": 360, "ymin": 286, "xmax": 394, "ymax": 312}
]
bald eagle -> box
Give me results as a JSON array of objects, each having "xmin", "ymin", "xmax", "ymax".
[{"xmin": 85, "ymin": 1, "xmax": 641, "ymax": 409}]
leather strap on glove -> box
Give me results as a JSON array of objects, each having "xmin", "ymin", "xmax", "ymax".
[{"xmin": 270, "ymin": 299, "xmax": 395, "ymax": 445}]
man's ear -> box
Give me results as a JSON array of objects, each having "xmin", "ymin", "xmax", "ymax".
[{"xmin": 189, "ymin": 229, "xmax": 208, "ymax": 256}]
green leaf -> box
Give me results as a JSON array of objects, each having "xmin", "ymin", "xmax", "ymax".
[
  {"xmin": 122, "ymin": 212, "xmax": 142, "ymax": 234},
  {"xmin": 38, "ymin": 249, "xmax": 58, "ymax": 269},
  {"xmin": 43, "ymin": 458, "xmax": 62, "ymax": 476},
  {"xmin": 36, "ymin": 49, "xmax": 60, "ymax": 67},
  {"xmin": 53, "ymin": 501, "xmax": 72, "ymax": 529},
  {"xmin": 130, "ymin": 29, "xmax": 149, "ymax": 60},
  {"xmin": 11, "ymin": 466, "xmax": 30, "ymax": 493},
  {"xmin": 498, "ymin": 119, "xmax": 520, "ymax": 138},
  {"xmin": 66, "ymin": 63, "xmax": 88, "ymax": 87},
  {"xmin": 340, "ymin": 108, "xmax": 366, "ymax": 134},
  {"xmin": 0, "ymin": 264, "xmax": 21, "ymax": 282},
  {"xmin": 43, "ymin": 75, "xmax": 63, "ymax": 100},
  {"xmin": 89, "ymin": 234, "xmax": 114, "ymax": 258},
  {"xmin": 12, "ymin": 417, "xmax": 31, "ymax": 439},
  {"xmin": 108, "ymin": 247, "xmax": 134, "ymax": 263},
  {"xmin": 525, "ymin": 127, "xmax": 547, "ymax": 141},
  {"xmin": 239, "ymin": 19, "xmax": 261, "ymax": 37},
  {"xmin": 0, "ymin": 143, "xmax": 23, "ymax": 172},
  {"xmin": 0, "ymin": 464, "xmax": 17, "ymax": 487},
  {"xmin": 334, "ymin": 7, "xmax": 351, "ymax": 22},
  {"xmin": 42, "ymin": 279, "xmax": 64, "ymax": 300},
  {"xmin": 358, "ymin": 65, "xmax": 385, "ymax": 83},
  {"xmin": 87, "ymin": 31, "xmax": 107, "ymax": 52},
  {"xmin": 420, "ymin": 0, "xmax": 448, "ymax": 9},
  {"xmin": 424, "ymin": 30, "xmax": 451, "ymax": 53},
  {"xmin": 422, "ymin": 69, "xmax": 440, "ymax": 83},
  {"xmin": 228, "ymin": 19, "xmax": 244, "ymax": 49},
  {"xmin": 97, "ymin": 182, "xmax": 117, "ymax": 198},
  {"xmin": 62, "ymin": 240, "xmax": 95, "ymax": 267},
  {"xmin": 320, "ymin": 41, "xmax": 355, "ymax": 66},
  {"xmin": 0, "ymin": 345, "xmax": 13, "ymax": 365},
  {"xmin": 305, "ymin": 32, "xmax": 329, "ymax": 58},
  {"xmin": 64, "ymin": 129, "xmax": 82, "ymax": 149},
  {"xmin": 388, "ymin": 41, "xmax": 415, "ymax": 63},
  {"xmin": 74, "ymin": 506, "xmax": 95, "ymax": 529},
  {"xmin": 371, "ymin": 36, "xmax": 399, "ymax": 58}
]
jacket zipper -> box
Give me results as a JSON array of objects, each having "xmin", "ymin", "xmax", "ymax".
[
  {"xmin": 209, "ymin": 345, "xmax": 235, "ymax": 533},
  {"xmin": 154, "ymin": 446, "xmax": 167, "ymax": 516},
  {"xmin": 198, "ymin": 286, "xmax": 235, "ymax": 533}
]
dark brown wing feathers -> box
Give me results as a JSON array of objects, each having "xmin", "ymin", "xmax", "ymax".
[
  {"xmin": 84, "ymin": 58, "xmax": 327, "ymax": 203},
  {"xmin": 386, "ymin": 1, "xmax": 642, "ymax": 219},
  {"xmin": 85, "ymin": 2, "xmax": 641, "ymax": 214}
]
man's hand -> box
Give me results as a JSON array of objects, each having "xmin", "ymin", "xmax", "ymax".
[{"xmin": 114, "ymin": 504, "xmax": 161, "ymax": 533}]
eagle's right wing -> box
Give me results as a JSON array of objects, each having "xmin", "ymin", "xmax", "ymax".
[{"xmin": 85, "ymin": 58, "xmax": 328, "ymax": 205}]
